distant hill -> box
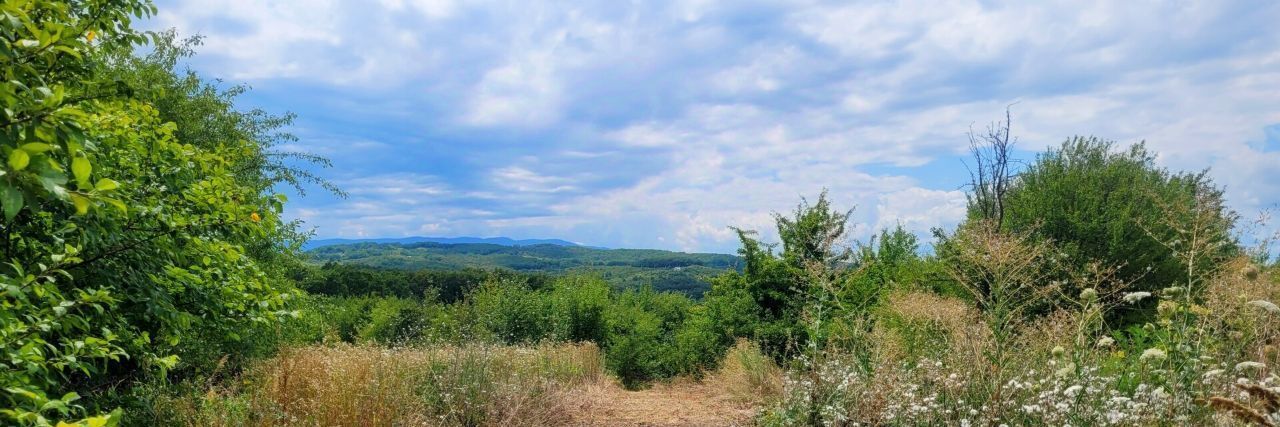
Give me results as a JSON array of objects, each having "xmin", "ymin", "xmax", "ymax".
[
  {"xmin": 303, "ymin": 236, "xmax": 581, "ymax": 251},
  {"xmin": 305, "ymin": 242, "xmax": 741, "ymax": 296}
]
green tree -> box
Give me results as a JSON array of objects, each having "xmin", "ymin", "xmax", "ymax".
[
  {"xmin": 997, "ymin": 138, "xmax": 1237, "ymax": 312},
  {"xmin": 1, "ymin": 1, "xmax": 331, "ymax": 423},
  {"xmin": 704, "ymin": 192, "xmax": 861, "ymax": 360}
]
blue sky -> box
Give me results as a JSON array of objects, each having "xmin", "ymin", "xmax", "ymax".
[{"xmin": 148, "ymin": 0, "xmax": 1280, "ymax": 254}]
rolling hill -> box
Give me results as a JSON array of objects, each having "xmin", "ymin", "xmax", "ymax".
[
  {"xmin": 305, "ymin": 242, "xmax": 742, "ymax": 296},
  {"xmin": 303, "ymin": 236, "xmax": 581, "ymax": 250}
]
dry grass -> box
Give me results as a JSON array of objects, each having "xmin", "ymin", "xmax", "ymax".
[
  {"xmin": 569, "ymin": 378, "xmax": 760, "ymax": 426},
  {"xmin": 160, "ymin": 343, "xmax": 605, "ymax": 426},
  {"xmin": 707, "ymin": 339, "xmax": 784, "ymax": 405},
  {"xmin": 566, "ymin": 343, "xmax": 779, "ymax": 426},
  {"xmin": 881, "ymin": 290, "xmax": 989, "ymax": 354}
]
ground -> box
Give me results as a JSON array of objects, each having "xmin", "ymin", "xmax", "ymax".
[{"xmin": 570, "ymin": 379, "xmax": 759, "ymax": 426}]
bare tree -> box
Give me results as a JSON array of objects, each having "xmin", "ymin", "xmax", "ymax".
[{"xmin": 965, "ymin": 107, "xmax": 1018, "ymax": 230}]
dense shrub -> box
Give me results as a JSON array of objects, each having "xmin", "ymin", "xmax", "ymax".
[
  {"xmin": 295, "ymin": 262, "xmax": 544, "ymax": 302},
  {"xmin": 548, "ymin": 275, "xmax": 611, "ymax": 343},
  {"xmin": 0, "ymin": 2, "xmax": 338, "ymax": 423},
  {"xmin": 998, "ymin": 138, "xmax": 1238, "ymax": 312}
]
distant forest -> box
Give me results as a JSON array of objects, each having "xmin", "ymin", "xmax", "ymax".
[{"xmin": 305, "ymin": 242, "xmax": 743, "ymax": 296}]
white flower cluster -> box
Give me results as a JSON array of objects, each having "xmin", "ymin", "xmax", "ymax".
[{"xmin": 764, "ymin": 354, "xmax": 1255, "ymax": 425}]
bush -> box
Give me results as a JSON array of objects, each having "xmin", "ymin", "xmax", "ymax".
[
  {"xmin": 1, "ymin": 4, "xmax": 329, "ymax": 423},
  {"xmin": 999, "ymin": 138, "xmax": 1238, "ymax": 311},
  {"xmin": 548, "ymin": 276, "xmax": 611, "ymax": 343},
  {"xmin": 467, "ymin": 279, "xmax": 555, "ymax": 344}
]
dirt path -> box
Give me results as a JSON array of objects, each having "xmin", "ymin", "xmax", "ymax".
[{"xmin": 569, "ymin": 379, "xmax": 759, "ymax": 426}]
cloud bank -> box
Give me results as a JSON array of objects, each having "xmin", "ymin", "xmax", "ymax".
[{"xmin": 151, "ymin": 0, "xmax": 1280, "ymax": 253}]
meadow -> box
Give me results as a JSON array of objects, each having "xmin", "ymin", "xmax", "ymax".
[{"xmin": 3, "ymin": 1, "xmax": 1280, "ymax": 426}]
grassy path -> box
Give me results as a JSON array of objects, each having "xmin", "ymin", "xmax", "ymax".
[{"xmin": 570, "ymin": 379, "xmax": 759, "ymax": 426}]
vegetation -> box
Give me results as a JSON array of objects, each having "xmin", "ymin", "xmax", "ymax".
[
  {"xmin": 998, "ymin": 138, "xmax": 1237, "ymax": 318},
  {"xmin": 3, "ymin": 1, "xmax": 1278, "ymax": 426},
  {"xmin": 2, "ymin": 1, "xmax": 328, "ymax": 425},
  {"xmin": 306, "ymin": 241, "xmax": 740, "ymax": 296}
]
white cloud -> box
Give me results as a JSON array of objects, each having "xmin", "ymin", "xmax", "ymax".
[
  {"xmin": 491, "ymin": 166, "xmax": 577, "ymax": 193},
  {"xmin": 161, "ymin": 0, "xmax": 1280, "ymax": 252},
  {"xmin": 464, "ymin": 50, "xmax": 564, "ymax": 127}
]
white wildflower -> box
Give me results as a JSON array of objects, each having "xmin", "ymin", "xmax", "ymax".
[
  {"xmin": 1247, "ymin": 300, "xmax": 1280, "ymax": 314},
  {"xmin": 1123, "ymin": 292, "xmax": 1151, "ymax": 304},
  {"xmin": 1235, "ymin": 361, "xmax": 1266, "ymax": 372},
  {"xmin": 1140, "ymin": 348, "xmax": 1167, "ymax": 362}
]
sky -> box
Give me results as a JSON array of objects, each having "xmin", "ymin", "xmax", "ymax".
[{"xmin": 146, "ymin": 0, "xmax": 1280, "ymax": 254}]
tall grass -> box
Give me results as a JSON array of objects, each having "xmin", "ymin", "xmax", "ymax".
[
  {"xmin": 708, "ymin": 339, "xmax": 784, "ymax": 405},
  {"xmin": 760, "ymin": 251, "xmax": 1280, "ymax": 424},
  {"xmin": 151, "ymin": 343, "xmax": 603, "ymax": 426}
]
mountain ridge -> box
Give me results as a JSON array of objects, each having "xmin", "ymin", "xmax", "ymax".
[{"xmin": 303, "ymin": 236, "xmax": 583, "ymax": 250}]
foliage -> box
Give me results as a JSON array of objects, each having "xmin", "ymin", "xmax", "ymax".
[
  {"xmin": 1, "ymin": 2, "xmax": 332, "ymax": 424},
  {"xmin": 306, "ymin": 241, "xmax": 739, "ymax": 296},
  {"xmin": 143, "ymin": 343, "xmax": 605, "ymax": 426},
  {"xmin": 703, "ymin": 192, "xmax": 929, "ymax": 361},
  {"xmin": 997, "ymin": 137, "xmax": 1238, "ymax": 313},
  {"xmin": 293, "ymin": 262, "xmax": 541, "ymax": 302}
]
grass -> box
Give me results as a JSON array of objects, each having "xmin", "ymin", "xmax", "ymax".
[
  {"xmin": 152, "ymin": 343, "xmax": 604, "ymax": 426},
  {"xmin": 708, "ymin": 339, "xmax": 784, "ymax": 405},
  {"xmin": 757, "ymin": 256, "xmax": 1280, "ymax": 426}
]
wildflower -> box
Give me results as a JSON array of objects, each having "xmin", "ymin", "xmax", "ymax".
[
  {"xmin": 1079, "ymin": 288, "xmax": 1098, "ymax": 302},
  {"xmin": 1235, "ymin": 361, "xmax": 1266, "ymax": 372},
  {"xmin": 1123, "ymin": 292, "xmax": 1151, "ymax": 304},
  {"xmin": 1056, "ymin": 363, "xmax": 1076, "ymax": 378},
  {"xmin": 1052, "ymin": 345, "xmax": 1066, "ymax": 357},
  {"xmin": 1140, "ymin": 348, "xmax": 1167, "ymax": 362},
  {"xmin": 1204, "ymin": 369, "xmax": 1225, "ymax": 378},
  {"xmin": 1097, "ymin": 336, "xmax": 1115, "ymax": 348},
  {"xmin": 1189, "ymin": 304, "xmax": 1211, "ymax": 316},
  {"xmin": 1247, "ymin": 300, "xmax": 1280, "ymax": 315}
]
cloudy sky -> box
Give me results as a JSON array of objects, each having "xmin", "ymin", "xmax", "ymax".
[{"xmin": 147, "ymin": 0, "xmax": 1280, "ymax": 254}]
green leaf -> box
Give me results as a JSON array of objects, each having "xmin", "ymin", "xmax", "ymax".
[
  {"xmin": 19, "ymin": 143, "xmax": 53, "ymax": 153},
  {"xmin": 1, "ymin": 185, "xmax": 21, "ymax": 220},
  {"xmin": 94, "ymin": 178, "xmax": 119, "ymax": 191},
  {"xmin": 99, "ymin": 197, "xmax": 127, "ymax": 214},
  {"xmin": 69, "ymin": 193, "xmax": 90, "ymax": 215},
  {"xmin": 8, "ymin": 149, "xmax": 30, "ymax": 171},
  {"xmin": 71, "ymin": 157, "xmax": 91, "ymax": 186}
]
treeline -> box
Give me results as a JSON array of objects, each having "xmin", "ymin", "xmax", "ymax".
[
  {"xmin": 293, "ymin": 261, "xmax": 731, "ymax": 299},
  {"xmin": 308, "ymin": 241, "xmax": 740, "ymax": 271},
  {"xmin": 293, "ymin": 263, "xmax": 552, "ymax": 302},
  {"xmin": 304, "ymin": 242, "xmax": 740, "ymax": 296}
]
